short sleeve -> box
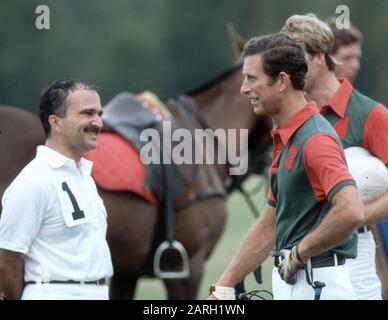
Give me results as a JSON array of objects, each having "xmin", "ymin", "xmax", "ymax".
[
  {"xmin": 363, "ymin": 104, "xmax": 388, "ymax": 166},
  {"xmin": 0, "ymin": 178, "xmax": 46, "ymax": 254},
  {"xmin": 303, "ymin": 133, "xmax": 356, "ymax": 202}
]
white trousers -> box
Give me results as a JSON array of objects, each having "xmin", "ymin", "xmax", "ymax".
[
  {"xmin": 21, "ymin": 284, "xmax": 109, "ymax": 300},
  {"xmin": 272, "ymin": 261, "xmax": 357, "ymax": 300},
  {"xmin": 346, "ymin": 230, "xmax": 382, "ymax": 300}
]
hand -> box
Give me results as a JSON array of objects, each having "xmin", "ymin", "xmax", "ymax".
[
  {"xmin": 208, "ymin": 285, "xmax": 236, "ymax": 300},
  {"xmin": 277, "ymin": 246, "xmax": 304, "ymax": 285}
]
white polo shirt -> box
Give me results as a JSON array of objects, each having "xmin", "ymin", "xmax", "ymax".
[{"xmin": 0, "ymin": 146, "xmax": 113, "ymax": 283}]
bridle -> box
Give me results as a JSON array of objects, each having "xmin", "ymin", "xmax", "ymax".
[{"xmin": 167, "ymin": 94, "xmax": 271, "ymax": 217}]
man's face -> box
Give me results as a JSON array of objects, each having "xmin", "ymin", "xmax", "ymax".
[
  {"xmin": 60, "ymin": 89, "xmax": 103, "ymax": 157},
  {"xmin": 334, "ymin": 43, "xmax": 361, "ymax": 82},
  {"xmin": 240, "ymin": 54, "xmax": 278, "ymax": 116}
]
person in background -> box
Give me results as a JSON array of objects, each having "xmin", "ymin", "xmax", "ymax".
[
  {"xmin": 328, "ymin": 16, "xmax": 363, "ymax": 82},
  {"xmin": 328, "ymin": 16, "xmax": 388, "ymax": 299},
  {"xmin": 282, "ymin": 13, "xmax": 388, "ymax": 299}
]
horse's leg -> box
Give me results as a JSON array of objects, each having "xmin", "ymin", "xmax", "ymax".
[
  {"xmin": 162, "ymin": 197, "xmax": 226, "ymax": 299},
  {"xmin": 163, "ymin": 251, "xmax": 206, "ymax": 300},
  {"xmin": 110, "ymin": 266, "xmax": 139, "ymax": 300},
  {"xmin": 100, "ymin": 190, "xmax": 158, "ymax": 300}
]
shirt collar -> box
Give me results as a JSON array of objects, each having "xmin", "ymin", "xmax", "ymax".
[
  {"xmin": 321, "ymin": 78, "xmax": 353, "ymax": 118},
  {"xmin": 271, "ymin": 101, "xmax": 319, "ymax": 146},
  {"xmin": 36, "ymin": 145, "xmax": 93, "ymax": 175}
]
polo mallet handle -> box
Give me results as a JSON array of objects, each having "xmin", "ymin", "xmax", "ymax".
[{"xmin": 313, "ymin": 281, "xmax": 326, "ymax": 300}]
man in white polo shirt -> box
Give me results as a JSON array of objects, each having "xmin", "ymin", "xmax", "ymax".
[{"xmin": 0, "ymin": 79, "xmax": 113, "ymax": 300}]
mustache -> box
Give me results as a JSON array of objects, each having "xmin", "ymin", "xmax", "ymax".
[{"xmin": 84, "ymin": 125, "xmax": 101, "ymax": 134}]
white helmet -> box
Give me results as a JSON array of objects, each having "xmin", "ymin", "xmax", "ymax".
[{"xmin": 344, "ymin": 147, "xmax": 388, "ymax": 203}]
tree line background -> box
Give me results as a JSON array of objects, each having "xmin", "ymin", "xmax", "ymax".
[{"xmin": 1, "ymin": 0, "xmax": 388, "ymax": 114}]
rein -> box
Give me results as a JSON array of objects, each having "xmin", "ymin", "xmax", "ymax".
[{"xmin": 168, "ymin": 95, "xmax": 237, "ymax": 185}]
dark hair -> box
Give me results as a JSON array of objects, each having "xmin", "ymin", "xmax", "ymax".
[
  {"xmin": 242, "ymin": 33, "xmax": 308, "ymax": 90},
  {"xmin": 39, "ymin": 79, "xmax": 98, "ymax": 137},
  {"xmin": 327, "ymin": 16, "xmax": 363, "ymax": 54}
]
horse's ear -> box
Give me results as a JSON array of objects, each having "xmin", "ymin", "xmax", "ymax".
[{"xmin": 227, "ymin": 23, "xmax": 247, "ymax": 58}]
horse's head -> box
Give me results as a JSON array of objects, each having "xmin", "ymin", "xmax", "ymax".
[
  {"xmin": 226, "ymin": 25, "xmax": 273, "ymax": 189},
  {"xmin": 182, "ymin": 41, "xmax": 272, "ymax": 191},
  {"xmin": 227, "ymin": 23, "xmax": 247, "ymax": 60}
]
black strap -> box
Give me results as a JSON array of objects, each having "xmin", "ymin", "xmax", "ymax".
[
  {"xmin": 304, "ymin": 259, "xmax": 326, "ymax": 300},
  {"xmin": 160, "ymin": 139, "xmax": 174, "ymax": 243},
  {"xmin": 168, "ymin": 96, "xmax": 228, "ymax": 187},
  {"xmin": 174, "ymin": 188, "xmax": 226, "ymax": 209},
  {"xmin": 167, "ymin": 96, "xmax": 227, "ymax": 207},
  {"xmin": 25, "ymin": 278, "xmax": 106, "ymax": 285},
  {"xmin": 358, "ymin": 226, "xmax": 371, "ymax": 233}
]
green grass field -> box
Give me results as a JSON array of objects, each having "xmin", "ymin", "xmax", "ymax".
[{"xmin": 134, "ymin": 175, "xmax": 274, "ymax": 300}]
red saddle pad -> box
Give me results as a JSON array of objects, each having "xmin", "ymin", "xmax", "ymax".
[{"xmin": 84, "ymin": 131, "xmax": 157, "ymax": 205}]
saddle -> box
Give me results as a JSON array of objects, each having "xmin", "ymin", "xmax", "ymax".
[{"xmin": 92, "ymin": 91, "xmax": 197, "ymax": 206}]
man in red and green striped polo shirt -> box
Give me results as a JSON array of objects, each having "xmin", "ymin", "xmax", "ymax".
[
  {"xmin": 329, "ymin": 18, "xmax": 388, "ymax": 300},
  {"xmin": 282, "ymin": 13, "xmax": 388, "ymax": 300},
  {"xmin": 209, "ymin": 33, "xmax": 363, "ymax": 300}
]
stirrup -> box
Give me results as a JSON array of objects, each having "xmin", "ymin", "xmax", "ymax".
[{"xmin": 153, "ymin": 240, "xmax": 190, "ymax": 279}]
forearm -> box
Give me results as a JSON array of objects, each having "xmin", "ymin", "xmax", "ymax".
[
  {"xmin": 298, "ymin": 187, "xmax": 363, "ymax": 261},
  {"xmin": 217, "ymin": 205, "xmax": 275, "ymax": 287},
  {"xmin": 0, "ymin": 250, "xmax": 24, "ymax": 300},
  {"xmin": 0, "ymin": 275, "xmax": 24, "ymax": 300},
  {"xmin": 364, "ymin": 190, "xmax": 388, "ymax": 225}
]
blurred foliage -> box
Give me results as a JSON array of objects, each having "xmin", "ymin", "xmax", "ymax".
[{"xmin": 1, "ymin": 0, "xmax": 388, "ymax": 113}]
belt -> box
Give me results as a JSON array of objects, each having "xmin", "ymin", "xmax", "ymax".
[
  {"xmin": 358, "ymin": 226, "xmax": 371, "ymax": 233},
  {"xmin": 274, "ymin": 251, "xmax": 346, "ymax": 269},
  {"xmin": 25, "ymin": 278, "xmax": 107, "ymax": 286}
]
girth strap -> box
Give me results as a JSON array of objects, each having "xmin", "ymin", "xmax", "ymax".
[{"xmin": 174, "ymin": 187, "xmax": 226, "ymax": 209}]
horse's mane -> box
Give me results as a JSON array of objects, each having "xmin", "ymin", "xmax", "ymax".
[{"xmin": 185, "ymin": 60, "xmax": 243, "ymax": 96}]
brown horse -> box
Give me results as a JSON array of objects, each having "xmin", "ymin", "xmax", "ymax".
[
  {"xmin": 0, "ymin": 62, "xmax": 272, "ymax": 300},
  {"xmin": 101, "ymin": 63, "xmax": 272, "ymax": 300},
  {"xmin": 0, "ymin": 106, "xmax": 45, "ymax": 204}
]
